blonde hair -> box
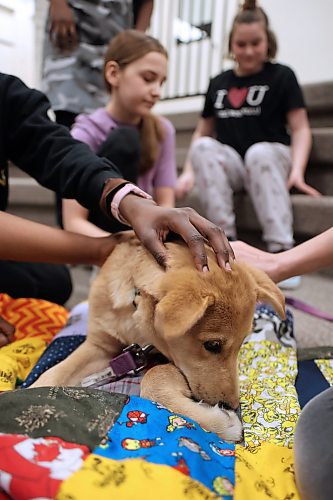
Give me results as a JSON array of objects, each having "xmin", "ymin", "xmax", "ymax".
[
  {"xmin": 228, "ymin": 0, "xmax": 277, "ymax": 60},
  {"xmin": 104, "ymin": 30, "xmax": 168, "ymax": 174}
]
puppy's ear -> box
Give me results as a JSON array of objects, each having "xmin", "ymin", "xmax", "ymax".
[
  {"xmin": 247, "ymin": 265, "xmax": 285, "ymax": 319},
  {"xmin": 155, "ymin": 292, "xmax": 214, "ymax": 339}
]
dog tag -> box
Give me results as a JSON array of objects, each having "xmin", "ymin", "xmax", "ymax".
[{"xmin": 81, "ymin": 366, "xmax": 116, "ymax": 388}]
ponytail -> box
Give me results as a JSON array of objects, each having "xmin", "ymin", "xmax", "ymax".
[{"xmin": 139, "ymin": 114, "xmax": 165, "ymax": 174}]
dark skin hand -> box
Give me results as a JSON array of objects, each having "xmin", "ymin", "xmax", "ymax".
[
  {"xmin": 49, "ymin": 0, "xmax": 78, "ymax": 52},
  {"xmin": 119, "ymin": 196, "xmax": 235, "ymax": 272},
  {"xmin": 0, "ymin": 316, "xmax": 15, "ymax": 348}
]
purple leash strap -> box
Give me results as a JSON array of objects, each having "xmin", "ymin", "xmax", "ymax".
[{"xmin": 285, "ymin": 296, "xmax": 333, "ymax": 322}]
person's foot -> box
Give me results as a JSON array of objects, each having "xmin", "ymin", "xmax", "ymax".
[
  {"xmin": 278, "ymin": 275, "xmax": 302, "ymax": 290},
  {"xmin": 266, "ymin": 243, "xmax": 301, "ymax": 289},
  {"xmin": 267, "ymin": 242, "xmax": 293, "ymax": 253}
]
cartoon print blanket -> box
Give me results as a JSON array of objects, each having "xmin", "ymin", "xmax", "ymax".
[{"xmin": 0, "ymin": 294, "xmax": 332, "ymax": 499}]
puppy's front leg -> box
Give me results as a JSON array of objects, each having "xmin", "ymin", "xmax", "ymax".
[
  {"xmin": 141, "ymin": 364, "xmax": 242, "ymax": 443},
  {"xmin": 31, "ymin": 335, "xmax": 121, "ymax": 388}
]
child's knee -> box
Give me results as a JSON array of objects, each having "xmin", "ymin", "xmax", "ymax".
[
  {"xmin": 244, "ymin": 142, "xmax": 274, "ymax": 171},
  {"xmin": 190, "ymin": 136, "xmax": 218, "ymax": 167}
]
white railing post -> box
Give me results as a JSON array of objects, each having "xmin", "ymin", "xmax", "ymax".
[{"xmin": 151, "ymin": 0, "xmax": 235, "ymax": 100}]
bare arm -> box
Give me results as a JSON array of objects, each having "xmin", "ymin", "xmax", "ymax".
[
  {"xmin": 176, "ymin": 117, "xmax": 215, "ymax": 200},
  {"xmin": 62, "ymin": 199, "xmax": 110, "ymax": 237},
  {"xmin": 231, "ymin": 228, "xmax": 333, "ymax": 282},
  {"xmin": 153, "ymin": 186, "xmax": 175, "ymax": 208},
  {"xmin": 0, "ymin": 211, "xmax": 123, "ymax": 267},
  {"xmin": 287, "ymin": 108, "xmax": 321, "ymax": 197}
]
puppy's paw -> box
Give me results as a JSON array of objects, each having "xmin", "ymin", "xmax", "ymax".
[
  {"xmin": 198, "ymin": 404, "xmax": 243, "ymax": 442},
  {"xmin": 220, "ymin": 409, "xmax": 243, "ymax": 443}
]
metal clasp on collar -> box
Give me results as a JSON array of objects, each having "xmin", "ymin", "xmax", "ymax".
[
  {"xmin": 111, "ymin": 343, "xmax": 155, "ymax": 377},
  {"xmin": 81, "ymin": 344, "xmax": 154, "ymax": 389}
]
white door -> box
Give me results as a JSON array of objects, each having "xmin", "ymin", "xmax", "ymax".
[{"xmin": 0, "ymin": 0, "xmax": 36, "ymax": 86}]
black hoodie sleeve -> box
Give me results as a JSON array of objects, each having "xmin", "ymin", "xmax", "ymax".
[{"xmin": 1, "ymin": 73, "xmax": 123, "ymax": 210}]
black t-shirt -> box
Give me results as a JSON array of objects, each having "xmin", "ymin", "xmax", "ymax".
[{"xmin": 202, "ymin": 62, "xmax": 305, "ymax": 157}]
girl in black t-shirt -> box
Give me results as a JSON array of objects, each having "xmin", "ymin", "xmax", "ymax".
[{"xmin": 177, "ymin": 0, "xmax": 320, "ymax": 253}]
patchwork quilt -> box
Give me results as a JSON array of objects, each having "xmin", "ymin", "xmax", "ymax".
[{"xmin": 0, "ymin": 293, "xmax": 332, "ymax": 500}]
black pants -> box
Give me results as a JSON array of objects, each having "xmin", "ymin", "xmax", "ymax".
[{"xmin": 0, "ymin": 261, "xmax": 72, "ymax": 306}]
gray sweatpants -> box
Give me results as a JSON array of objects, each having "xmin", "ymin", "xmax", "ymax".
[
  {"xmin": 294, "ymin": 387, "xmax": 333, "ymax": 500},
  {"xmin": 190, "ymin": 137, "xmax": 294, "ymax": 251}
]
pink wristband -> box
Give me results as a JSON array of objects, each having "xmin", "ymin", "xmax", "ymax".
[{"xmin": 110, "ymin": 183, "xmax": 152, "ymax": 225}]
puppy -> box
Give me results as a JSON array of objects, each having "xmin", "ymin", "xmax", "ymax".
[{"xmin": 32, "ymin": 235, "xmax": 285, "ymax": 442}]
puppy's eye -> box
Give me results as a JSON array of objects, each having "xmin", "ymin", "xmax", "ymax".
[{"xmin": 203, "ymin": 340, "xmax": 222, "ymax": 354}]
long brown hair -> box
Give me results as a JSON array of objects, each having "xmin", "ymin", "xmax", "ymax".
[
  {"xmin": 228, "ymin": 0, "xmax": 277, "ymax": 60},
  {"xmin": 104, "ymin": 29, "xmax": 168, "ymax": 175}
]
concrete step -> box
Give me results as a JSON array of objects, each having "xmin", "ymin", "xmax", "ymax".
[
  {"xmin": 8, "ymin": 176, "xmax": 54, "ymax": 205},
  {"xmin": 8, "ymin": 204, "xmax": 56, "ymax": 227},
  {"xmin": 310, "ymin": 127, "xmax": 333, "ymax": 166},
  {"xmin": 234, "ymin": 193, "xmax": 333, "ymax": 236},
  {"xmin": 8, "ymin": 173, "xmax": 56, "ymax": 226},
  {"xmin": 306, "ymin": 164, "xmax": 333, "ymax": 196},
  {"xmin": 303, "ymin": 81, "xmax": 333, "ymax": 127}
]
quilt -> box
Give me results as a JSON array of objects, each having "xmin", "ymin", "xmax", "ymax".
[{"xmin": 0, "ymin": 293, "xmax": 332, "ymax": 500}]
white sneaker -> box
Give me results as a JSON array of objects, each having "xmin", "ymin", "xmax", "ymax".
[{"xmin": 278, "ymin": 275, "xmax": 302, "ymax": 290}]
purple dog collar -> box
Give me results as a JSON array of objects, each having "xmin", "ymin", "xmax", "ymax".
[{"xmin": 81, "ymin": 343, "xmax": 154, "ymax": 388}]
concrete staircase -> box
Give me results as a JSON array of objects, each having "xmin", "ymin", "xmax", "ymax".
[
  {"xmin": 7, "ymin": 82, "xmax": 333, "ymax": 241},
  {"xmin": 8, "ymin": 167, "xmax": 56, "ymax": 226},
  {"xmin": 174, "ymin": 81, "xmax": 333, "ymax": 244}
]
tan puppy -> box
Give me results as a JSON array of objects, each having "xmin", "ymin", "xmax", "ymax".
[{"xmin": 32, "ymin": 234, "xmax": 285, "ymax": 442}]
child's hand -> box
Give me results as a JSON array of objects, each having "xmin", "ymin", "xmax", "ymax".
[
  {"xmin": 120, "ymin": 197, "xmax": 234, "ymax": 272},
  {"xmin": 231, "ymin": 241, "xmax": 280, "ymax": 282},
  {"xmin": 288, "ymin": 172, "xmax": 322, "ymax": 197},
  {"xmin": 0, "ymin": 316, "xmax": 15, "ymax": 347},
  {"xmin": 49, "ymin": 0, "xmax": 78, "ymax": 52}
]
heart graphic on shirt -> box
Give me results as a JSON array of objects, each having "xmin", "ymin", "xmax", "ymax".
[{"xmin": 228, "ymin": 87, "xmax": 248, "ymax": 108}]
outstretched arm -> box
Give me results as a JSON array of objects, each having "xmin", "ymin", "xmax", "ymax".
[
  {"xmin": 231, "ymin": 228, "xmax": 333, "ymax": 282},
  {"xmin": 287, "ymin": 108, "xmax": 321, "ymax": 197},
  {"xmin": 62, "ymin": 199, "xmax": 110, "ymax": 237}
]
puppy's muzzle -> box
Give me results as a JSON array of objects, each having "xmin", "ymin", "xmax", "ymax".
[{"xmin": 218, "ymin": 400, "xmax": 239, "ymax": 411}]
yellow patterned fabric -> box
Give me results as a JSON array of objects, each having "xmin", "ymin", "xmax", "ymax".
[
  {"xmin": 235, "ymin": 442, "xmax": 300, "ymax": 500},
  {"xmin": 0, "ymin": 337, "xmax": 48, "ymax": 391},
  {"xmin": 315, "ymin": 359, "xmax": 333, "ymax": 385},
  {"xmin": 239, "ymin": 340, "xmax": 300, "ymax": 449},
  {"xmin": 0, "ymin": 293, "xmax": 69, "ymax": 343},
  {"xmin": 57, "ymin": 454, "xmax": 216, "ymax": 500}
]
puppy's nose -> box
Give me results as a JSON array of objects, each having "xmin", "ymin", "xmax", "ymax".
[{"xmin": 218, "ymin": 400, "xmax": 239, "ymax": 411}]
